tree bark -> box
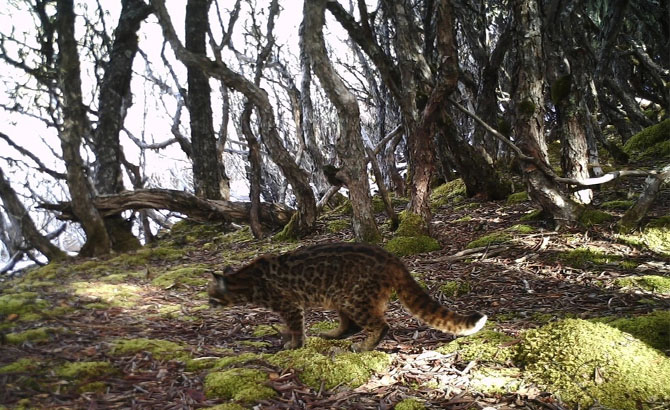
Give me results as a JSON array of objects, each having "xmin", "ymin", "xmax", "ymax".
[
  {"xmin": 0, "ymin": 167, "xmax": 66, "ymax": 261},
  {"xmin": 303, "ymin": 0, "xmax": 380, "ymax": 243},
  {"xmin": 93, "ymin": 0, "xmax": 150, "ymax": 252},
  {"xmin": 511, "ymin": 0, "xmax": 582, "ymax": 226},
  {"xmin": 56, "ymin": 0, "xmax": 111, "ymax": 256},
  {"xmin": 153, "ymin": 0, "xmax": 317, "ymax": 238},
  {"xmin": 41, "ymin": 189, "xmax": 294, "ymax": 229},
  {"xmin": 186, "ymin": 0, "xmax": 225, "ymax": 200}
]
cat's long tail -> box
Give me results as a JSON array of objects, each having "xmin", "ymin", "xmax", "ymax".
[{"xmin": 392, "ymin": 263, "xmax": 487, "ymax": 336}]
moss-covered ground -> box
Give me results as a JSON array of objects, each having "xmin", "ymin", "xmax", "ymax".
[{"xmin": 0, "ymin": 178, "xmax": 668, "ymax": 409}]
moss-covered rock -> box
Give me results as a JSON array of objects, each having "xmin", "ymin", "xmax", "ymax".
[
  {"xmin": 592, "ymin": 311, "xmax": 670, "ymax": 351},
  {"xmin": 619, "ymin": 216, "xmax": 670, "ymax": 256},
  {"xmin": 579, "ymin": 209, "xmax": 615, "ymax": 226},
  {"xmin": 623, "ymin": 119, "xmax": 670, "ymax": 160},
  {"xmin": 506, "ymin": 191, "xmax": 529, "ymax": 204},
  {"xmin": 437, "ymin": 330, "xmax": 516, "ymax": 363},
  {"xmin": 516, "ymin": 319, "xmax": 670, "ymax": 409},
  {"xmin": 151, "ymin": 265, "xmax": 208, "ymax": 288},
  {"xmin": 601, "ymin": 200, "xmax": 634, "ymax": 210},
  {"xmin": 109, "ymin": 338, "xmax": 190, "ymax": 361},
  {"xmin": 204, "ymin": 368, "xmax": 275, "ymax": 402},
  {"xmin": 385, "ymin": 236, "xmax": 441, "ymax": 256},
  {"xmin": 466, "ymin": 232, "xmax": 512, "ymax": 249},
  {"xmin": 560, "ymin": 247, "xmax": 627, "ymax": 269},
  {"xmin": 326, "ymin": 220, "xmax": 350, "ymax": 233},
  {"xmin": 385, "ymin": 211, "xmax": 441, "ymax": 256},
  {"xmin": 430, "ymin": 179, "xmax": 466, "ymax": 208},
  {"xmin": 613, "ymin": 275, "xmax": 670, "ymax": 294},
  {"xmin": 265, "ymin": 337, "xmax": 392, "ymax": 389}
]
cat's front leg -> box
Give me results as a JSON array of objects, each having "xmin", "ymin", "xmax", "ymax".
[{"xmin": 278, "ymin": 306, "xmax": 305, "ymax": 349}]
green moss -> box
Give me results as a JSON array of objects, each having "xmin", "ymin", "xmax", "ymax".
[
  {"xmin": 331, "ymin": 200, "xmax": 353, "ymax": 216},
  {"xmin": 550, "ymin": 75, "xmax": 572, "ymax": 104},
  {"xmin": 0, "ymin": 292, "xmax": 48, "ymax": 316},
  {"xmin": 151, "ymin": 265, "xmax": 208, "ymax": 288},
  {"xmin": 184, "ymin": 357, "xmax": 219, "ymax": 371},
  {"xmin": 520, "ymin": 209, "xmax": 544, "ymax": 222},
  {"xmin": 71, "ymin": 281, "xmax": 142, "ymax": 307},
  {"xmin": 212, "ymin": 353, "xmax": 260, "ymax": 370},
  {"xmin": 623, "ymin": 119, "xmax": 670, "ymax": 159},
  {"xmin": 327, "ymin": 220, "xmax": 350, "ymax": 233},
  {"xmin": 518, "ymin": 99, "xmax": 536, "ymax": 116},
  {"xmin": 619, "ymin": 217, "xmax": 670, "ymax": 256},
  {"xmin": 109, "ymin": 338, "xmax": 190, "ymax": 361},
  {"xmin": 6, "ymin": 327, "xmax": 63, "ymax": 344},
  {"xmin": 439, "ymin": 280, "xmax": 471, "ymax": 297},
  {"xmin": 309, "ymin": 321, "xmax": 338, "ymax": 333},
  {"xmin": 239, "ymin": 341, "xmax": 270, "ymax": 348},
  {"xmin": 217, "ymin": 226, "xmax": 255, "ymax": 246},
  {"xmin": 266, "ymin": 337, "xmax": 392, "ymax": 389},
  {"xmin": 592, "ymin": 311, "xmax": 670, "ymax": 351},
  {"xmin": 508, "ymin": 224, "xmax": 534, "ymax": 234},
  {"xmin": 203, "ymin": 404, "xmax": 247, "ymax": 410},
  {"xmin": 506, "ymin": 191, "xmax": 529, "ymax": 204},
  {"xmin": 394, "ymin": 398, "xmax": 426, "ymax": 410},
  {"xmin": 601, "ymin": 200, "xmax": 634, "ymax": 210},
  {"xmin": 56, "ymin": 361, "xmax": 116, "ymax": 380},
  {"xmin": 0, "ymin": 358, "xmax": 40, "ymax": 374},
  {"xmin": 25, "ymin": 262, "xmax": 66, "ymax": 280},
  {"xmin": 273, "ymin": 214, "xmax": 300, "ymax": 242},
  {"xmin": 454, "ymin": 215, "xmax": 473, "ymax": 223},
  {"xmin": 430, "ymin": 179, "xmax": 466, "ymax": 208},
  {"xmin": 79, "ymin": 381, "xmax": 107, "ymax": 394},
  {"xmin": 385, "ymin": 236, "xmax": 441, "ymax": 256},
  {"xmin": 470, "ymin": 367, "xmax": 523, "ymax": 394},
  {"xmin": 516, "ymin": 319, "xmax": 670, "ymax": 409},
  {"xmin": 437, "ymin": 330, "xmax": 516, "ymax": 363},
  {"xmin": 466, "ymin": 232, "xmax": 512, "ymax": 249},
  {"xmin": 560, "ymin": 247, "xmax": 625, "ymax": 269},
  {"xmin": 99, "ymin": 271, "xmax": 146, "ymax": 283},
  {"xmin": 613, "ymin": 275, "xmax": 670, "ymax": 294},
  {"xmin": 204, "ymin": 368, "xmax": 275, "ymax": 402},
  {"xmin": 252, "ymin": 324, "xmax": 279, "ymax": 337},
  {"xmin": 579, "ymin": 209, "xmax": 615, "ymax": 226},
  {"xmin": 395, "ymin": 211, "xmax": 428, "ymax": 237}
]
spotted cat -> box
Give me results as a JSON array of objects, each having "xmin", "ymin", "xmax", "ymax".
[{"xmin": 208, "ymin": 242, "xmax": 486, "ymax": 351}]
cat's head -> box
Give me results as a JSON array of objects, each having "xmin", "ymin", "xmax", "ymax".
[{"xmin": 207, "ymin": 266, "xmax": 253, "ymax": 307}]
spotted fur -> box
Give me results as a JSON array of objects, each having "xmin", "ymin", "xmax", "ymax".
[{"xmin": 208, "ymin": 242, "xmax": 486, "ymax": 351}]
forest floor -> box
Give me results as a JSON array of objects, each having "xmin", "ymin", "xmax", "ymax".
[{"xmin": 1, "ymin": 178, "xmax": 669, "ymax": 410}]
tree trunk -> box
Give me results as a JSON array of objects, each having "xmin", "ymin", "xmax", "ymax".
[
  {"xmin": 0, "ymin": 167, "xmax": 66, "ymax": 261},
  {"xmin": 56, "ymin": 0, "xmax": 111, "ymax": 256},
  {"xmin": 93, "ymin": 0, "xmax": 150, "ymax": 252},
  {"xmin": 511, "ymin": 0, "xmax": 582, "ymax": 226},
  {"xmin": 186, "ymin": 0, "xmax": 225, "ymax": 200},
  {"xmin": 618, "ymin": 164, "xmax": 670, "ymax": 233},
  {"xmin": 303, "ymin": 0, "xmax": 381, "ymax": 243},
  {"xmin": 153, "ymin": 0, "xmax": 317, "ymax": 238},
  {"xmin": 41, "ymin": 189, "xmax": 294, "ymax": 229}
]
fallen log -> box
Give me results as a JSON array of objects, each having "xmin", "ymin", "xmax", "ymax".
[{"xmin": 39, "ymin": 188, "xmax": 294, "ymax": 229}]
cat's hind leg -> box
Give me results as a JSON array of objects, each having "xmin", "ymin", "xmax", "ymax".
[
  {"xmin": 318, "ymin": 311, "xmax": 362, "ymax": 339},
  {"xmin": 350, "ymin": 311, "xmax": 389, "ymax": 352}
]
